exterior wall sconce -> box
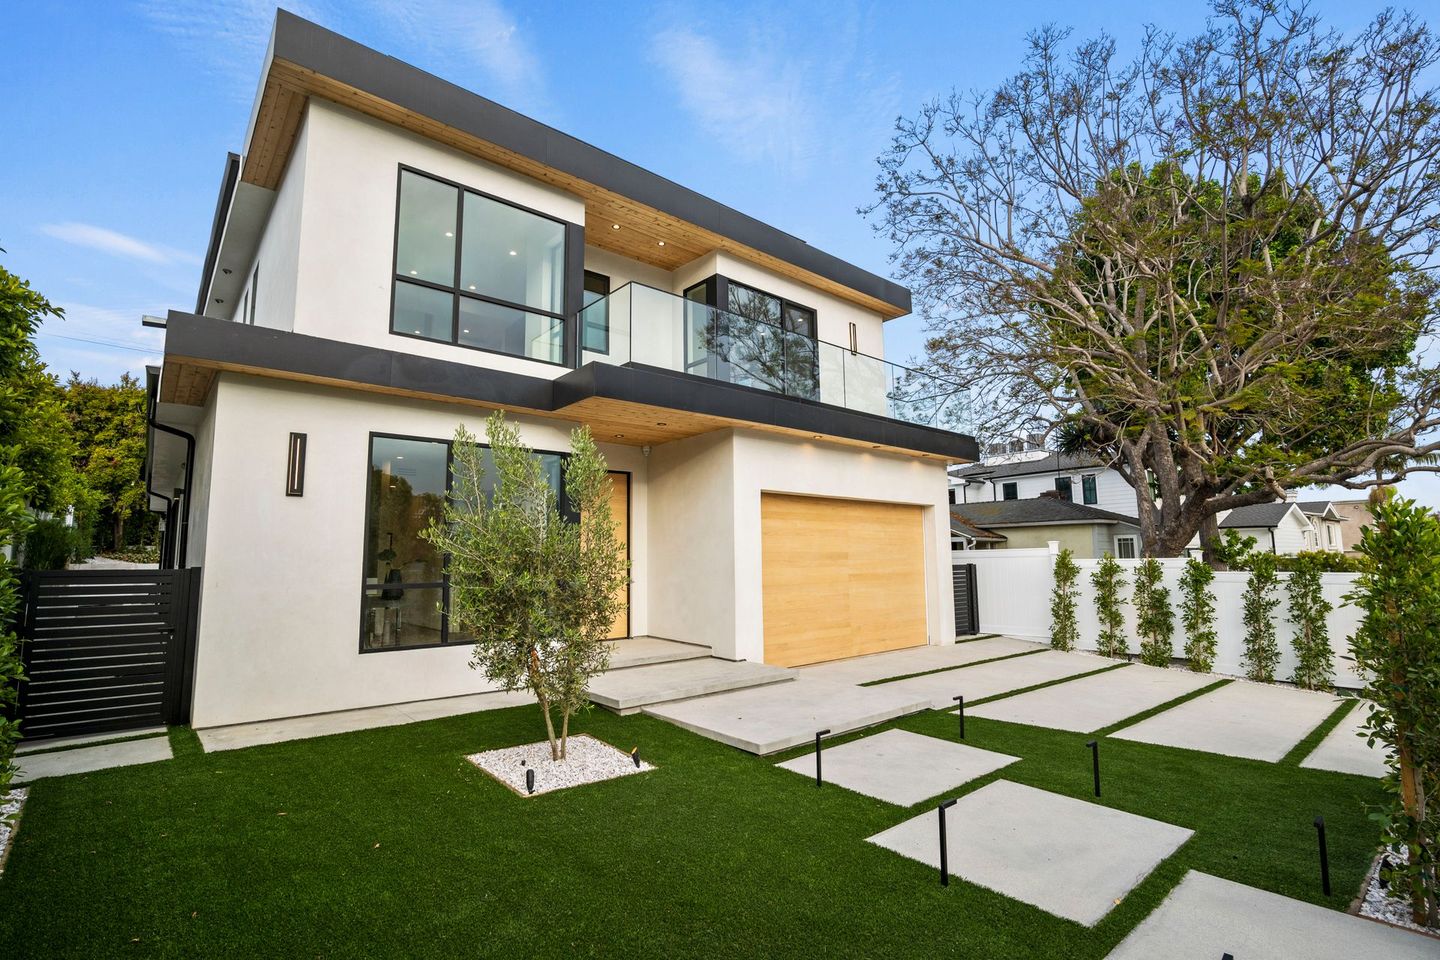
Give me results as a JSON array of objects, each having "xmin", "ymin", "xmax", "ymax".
[{"xmin": 286, "ymin": 432, "xmax": 307, "ymax": 497}]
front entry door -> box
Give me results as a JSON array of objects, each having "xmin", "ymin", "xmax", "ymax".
[{"xmin": 606, "ymin": 471, "xmax": 631, "ymax": 640}]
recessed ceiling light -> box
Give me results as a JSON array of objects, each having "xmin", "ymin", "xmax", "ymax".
[
  {"xmin": 657, "ymin": 240, "xmax": 666, "ymax": 247},
  {"xmin": 395, "ymin": 455, "xmax": 404, "ymax": 460},
  {"xmin": 508, "ymin": 250, "xmax": 518, "ymax": 256},
  {"xmin": 414, "ymin": 329, "xmax": 421, "ymax": 334},
  {"xmin": 611, "ymin": 223, "xmax": 621, "ymax": 230},
  {"xmin": 444, "ymin": 231, "xmax": 453, "ymax": 238},
  {"xmin": 468, "ymin": 285, "xmax": 476, "ymax": 290},
  {"xmin": 409, "ymin": 270, "xmax": 418, "ymax": 276},
  {"xmin": 214, "ymin": 298, "xmax": 224, "ymax": 304},
  {"xmin": 221, "ymin": 268, "xmax": 233, "ymax": 275},
  {"xmin": 656, "ymin": 422, "xmax": 668, "ymax": 427},
  {"xmin": 813, "ymin": 434, "xmax": 822, "ymax": 439},
  {"xmin": 463, "ymin": 329, "xmax": 470, "ymax": 334},
  {"xmin": 614, "ymin": 433, "xmax": 624, "ymax": 438}
]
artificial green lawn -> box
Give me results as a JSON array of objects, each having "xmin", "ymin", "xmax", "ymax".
[{"xmin": 0, "ymin": 699, "xmax": 1385, "ymax": 959}]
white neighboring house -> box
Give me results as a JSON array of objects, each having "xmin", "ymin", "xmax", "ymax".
[
  {"xmin": 1218, "ymin": 501, "xmax": 1344, "ymax": 555},
  {"xmin": 142, "ymin": 12, "xmax": 978, "ymax": 729}
]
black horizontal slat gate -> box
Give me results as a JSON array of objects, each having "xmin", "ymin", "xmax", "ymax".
[
  {"xmin": 14, "ymin": 568, "xmax": 201, "ymax": 741},
  {"xmin": 952, "ymin": 562, "xmax": 979, "ymax": 636}
]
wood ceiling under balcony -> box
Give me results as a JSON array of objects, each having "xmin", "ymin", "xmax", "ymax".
[{"xmin": 242, "ymin": 59, "xmax": 905, "ymax": 319}]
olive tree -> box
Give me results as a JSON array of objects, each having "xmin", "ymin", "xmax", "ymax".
[
  {"xmin": 866, "ymin": 1, "xmax": 1440, "ymax": 560},
  {"xmin": 425, "ymin": 413, "xmax": 626, "ymax": 761}
]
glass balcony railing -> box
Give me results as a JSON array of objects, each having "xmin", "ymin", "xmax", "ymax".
[{"xmin": 578, "ymin": 282, "xmax": 970, "ymax": 435}]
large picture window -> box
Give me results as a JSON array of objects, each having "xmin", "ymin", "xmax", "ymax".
[
  {"xmin": 360, "ymin": 432, "xmax": 570, "ymax": 652},
  {"xmin": 391, "ymin": 168, "xmax": 568, "ymax": 364}
]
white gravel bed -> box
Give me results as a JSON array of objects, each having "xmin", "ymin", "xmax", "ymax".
[
  {"xmin": 1360, "ymin": 846, "xmax": 1440, "ymax": 937},
  {"xmin": 467, "ymin": 734, "xmax": 654, "ymax": 796},
  {"xmin": 0, "ymin": 788, "xmax": 29, "ymax": 876}
]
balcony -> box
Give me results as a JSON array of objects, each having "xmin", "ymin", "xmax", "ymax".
[{"xmin": 578, "ymin": 283, "xmax": 970, "ymax": 436}]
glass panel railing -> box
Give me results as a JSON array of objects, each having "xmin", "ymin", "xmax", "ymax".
[{"xmin": 582, "ymin": 282, "xmax": 969, "ymax": 435}]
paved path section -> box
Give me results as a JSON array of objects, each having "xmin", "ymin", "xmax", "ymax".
[
  {"xmin": 1300, "ymin": 701, "xmax": 1390, "ymax": 778},
  {"xmin": 970, "ymin": 664, "xmax": 1219, "ymax": 733},
  {"xmin": 198, "ymin": 689, "xmax": 534, "ymax": 752},
  {"xmin": 643, "ymin": 678, "xmax": 929, "ymax": 755},
  {"xmin": 775, "ymin": 729, "xmax": 1018, "ymax": 805},
  {"xmin": 799, "ymin": 637, "xmax": 1046, "ymax": 686},
  {"xmin": 587, "ymin": 659, "xmax": 795, "ymax": 714},
  {"xmin": 868, "ymin": 780, "xmax": 1192, "ymax": 926},
  {"xmin": 879, "ymin": 650, "xmax": 1125, "ymax": 710},
  {"xmin": 16, "ymin": 726, "xmax": 167, "ymax": 755},
  {"xmin": 1106, "ymin": 870, "xmax": 1438, "ymax": 959},
  {"xmin": 1110, "ymin": 680, "xmax": 1340, "ymax": 762},
  {"xmin": 15, "ymin": 736, "xmax": 173, "ymax": 783}
]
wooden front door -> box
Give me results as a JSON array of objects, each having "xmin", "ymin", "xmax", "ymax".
[{"xmin": 606, "ymin": 471, "xmax": 631, "ymax": 640}]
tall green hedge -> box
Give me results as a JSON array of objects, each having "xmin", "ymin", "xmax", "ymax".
[{"xmin": 1049, "ymin": 548, "xmax": 1079, "ymax": 651}]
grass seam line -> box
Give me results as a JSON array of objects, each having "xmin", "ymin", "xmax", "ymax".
[
  {"xmin": 957, "ymin": 661, "xmax": 1132, "ymax": 708},
  {"xmin": 859, "ymin": 648, "xmax": 1048, "ymax": 687},
  {"xmin": 1278, "ymin": 696, "xmax": 1360, "ymax": 767},
  {"xmin": 1094, "ymin": 678, "xmax": 1234, "ymax": 738}
]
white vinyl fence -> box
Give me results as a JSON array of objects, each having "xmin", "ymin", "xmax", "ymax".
[{"xmin": 958, "ymin": 546, "xmax": 1366, "ymax": 689}]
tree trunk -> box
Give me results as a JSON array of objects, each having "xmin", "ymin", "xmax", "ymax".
[
  {"xmin": 560, "ymin": 710, "xmax": 569, "ymax": 761},
  {"xmin": 529, "ymin": 646, "xmax": 560, "ymax": 761},
  {"xmin": 1198, "ymin": 513, "xmax": 1222, "ymax": 569}
]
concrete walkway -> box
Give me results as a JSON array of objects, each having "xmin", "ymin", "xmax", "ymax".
[
  {"xmin": 798, "ymin": 636, "xmax": 1045, "ymax": 685},
  {"xmin": 970, "ymin": 664, "xmax": 1217, "ymax": 733},
  {"xmin": 198, "ymin": 689, "xmax": 534, "ymax": 752},
  {"xmin": 587, "ymin": 658, "xmax": 795, "ymax": 714},
  {"xmin": 1300, "ymin": 700, "xmax": 1390, "ymax": 778},
  {"xmin": 868, "ymin": 780, "xmax": 1192, "ymax": 926},
  {"xmin": 1111, "ymin": 680, "xmax": 1340, "ymax": 762},
  {"xmin": 1107, "ymin": 870, "xmax": 1438, "ymax": 959},
  {"xmin": 879, "ymin": 650, "xmax": 1124, "ymax": 709},
  {"xmin": 775, "ymin": 729, "xmax": 1018, "ymax": 805},
  {"xmin": 15, "ymin": 736, "xmax": 173, "ymax": 784}
]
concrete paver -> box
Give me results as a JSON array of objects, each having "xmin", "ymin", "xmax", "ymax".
[
  {"xmin": 1110, "ymin": 680, "xmax": 1340, "ymax": 762},
  {"xmin": 1299, "ymin": 700, "xmax": 1390, "ymax": 778},
  {"xmin": 1106, "ymin": 870, "xmax": 1438, "ymax": 959},
  {"xmin": 970, "ymin": 664, "xmax": 1218, "ymax": 733},
  {"xmin": 587, "ymin": 658, "xmax": 795, "ymax": 714},
  {"xmin": 880, "ymin": 650, "xmax": 1125, "ymax": 709},
  {"xmin": 868, "ymin": 780, "xmax": 1192, "ymax": 926},
  {"xmin": 775, "ymin": 729, "xmax": 1019, "ymax": 805},
  {"xmin": 15, "ymin": 736, "xmax": 173, "ymax": 783},
  {"xmin": 643, "ymin": 677, "xmax": 930, "ymax": 754},
  {"xmin": 798, "ymin": 637, "xmax": 1046, "ymax": 685}
]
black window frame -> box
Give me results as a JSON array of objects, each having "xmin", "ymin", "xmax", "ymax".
[
  {"xmin": 1082, "ymin": 474, "xmax": 1097, "ymax": 505},
  {"xmin": 358, "ymin": 430, "xmax": 575, "ymax": 655},
  {"xmin": 1001, "ymin": 481, "xmax": 1018, "ymax": 501},
  {"xmin": 389, "ymin": 164, "xmax": 571, "ymax": 367},
  {"xmin": 581, "ymin": 269, "xmax": 611, "ymax": 355},
  {"xmin": 1055, "ymin": 477, "xmax": 1074, "ymax": 502}
]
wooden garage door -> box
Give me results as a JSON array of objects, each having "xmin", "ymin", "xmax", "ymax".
[{"xmin": 761, "ymin": 493, "xmax": 928, "ymax": 667}]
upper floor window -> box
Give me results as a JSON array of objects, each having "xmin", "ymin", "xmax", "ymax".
[
  {"xmin": 1001, "ymin": 481, "xmax": 1018, "ymax": 500},
  {"xmin": 1081, "ymin": 474, "xmax": 1097, "ymax": 505},
  {"xmin": 582, "ymin": 270, "xmax": 610, "ymax": 353},
  {"xmin": 1055, "ymin": 477, "xmax": 1073, "ymax": 501},
  {"xmin": 391, "ymin": 168, "xmax": 567, "ymax": 364}
]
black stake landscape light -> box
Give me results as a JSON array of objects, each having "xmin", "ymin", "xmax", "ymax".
[
  {"xmin": 954, "ymin": 695, "xmax": 965, "ymax": 739},
  {"xmin": 1314, "ymin": 816, "xmax": 1331, "ymax": 895},
  {"xmin": 937, "ymin": 798, "xmax": 958, "ymax": 886},
  {"xmin": 1086, "ymin": 739, "xmax": 1101, "ymax": 797},
  {"xmin": 814, "ymin": 729, "xmax": 831, "ymax": 787},
  {"xmin": 526, "ymin": 769, "xmax": 536, "ymax": 795},
  {"xmin": 631, "ymin": 747, "xmax": 641, "ymax": 769}
]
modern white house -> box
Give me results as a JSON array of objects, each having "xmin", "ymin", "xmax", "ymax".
[{"xmin": 143, "ymin": 12, "xmax": 976, "ymax": 729}]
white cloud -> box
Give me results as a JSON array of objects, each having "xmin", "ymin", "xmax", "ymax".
[{"xmin": 40, "ymin": 223, "xmax": 201, "ymax": 267}]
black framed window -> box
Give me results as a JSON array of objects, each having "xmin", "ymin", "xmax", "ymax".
[
  {"xmin": 391, "ymin": 167, "xmax": 567, "ymax": 365},
  {"xmin": 1082, "ymin": 474, "xmax": 1097, "ymax": 505},
  {"xmin": 1055, "ymin": 477, "xmax": 1073, "ymax": 502},
  {"xmin": 360, "ymin": 432, "xmax": 573, "ymax": 653},
  {"xmin": 582, "ymin": 270, "xmax": 610, "ymax": 353},
  {"xmin": 681, "ymin": 275, "xmax": 819, "ymax": 400},
  {"xmin": 1001, "ymin": 481, "xmax": 1018, "ymax": 500}
]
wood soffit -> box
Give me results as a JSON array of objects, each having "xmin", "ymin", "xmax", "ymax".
[{"xmin": 241, "ymin": 61, "xmax": 906, "ymax": 320}]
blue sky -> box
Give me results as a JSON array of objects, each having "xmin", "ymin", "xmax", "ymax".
[{"xmin": 3, "ymin": 0, "xmax": 1431, "ymax": 505}]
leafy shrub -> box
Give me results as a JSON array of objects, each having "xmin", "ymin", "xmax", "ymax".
[
  {"xmin": 0, "ymin": 463, "xmax": 32, "ymax": 801},
  {"xmin": 1287, "ymin": 555, "xmax": 1333, "ymax": 690},
  {"xmin": 1134, "ymin": 558, "xmax": 1174, "ymax": 667},
  {"xmin": 1347, "ymin": 493, "xmax": 1440, "ymax": 926},
  {"xmin": 1241, "ymin": 553, "xmax": 1281, "ymax": 682},
  {"xmin": 99, "ymin": 545, "xmax": 159, "ymax": 565},
  {"xmin": 1179, "ymin": 558, "xmax": 1218, "ymax": 672},
  {"xmin": 22, "ymin": 517, "xmax": 76, "ymax": 570},
  {"xmin": 1276, "ymin": 550, "xmax": 1366, "ymax": 573},
  {"xmin": 1091, "ymin": 554, "xmax": 1129, "ymax": 658},
  {"xmin": 1049, "ymin": 548, "xmax": 1079, "ymax": 651}
]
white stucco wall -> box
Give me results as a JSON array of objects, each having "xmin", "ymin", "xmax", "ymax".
[
  {"xmin": 245, "ymin": 122, "xmax": 306, "ymax": 332},
  {"xmin": 188, "ymin": 373, "xmax": 649, "ymax": 728}
]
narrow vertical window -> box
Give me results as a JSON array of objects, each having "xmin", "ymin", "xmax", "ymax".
[
  {"xmin": 1081, "ymin": 474, "xmax": 1097, "ymax": 505},
  {"xmin": 1055, "ymin": 477, "xmax": 1073, "ymax": 501},
  {"xmin": 582, "ymin": 270, "xmax": 610, "ymax": 353}
]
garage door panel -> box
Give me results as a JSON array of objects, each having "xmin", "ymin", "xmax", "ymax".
[{"xmin": 761, "ymin": 494, "xmax": 928, "ymax": 667}]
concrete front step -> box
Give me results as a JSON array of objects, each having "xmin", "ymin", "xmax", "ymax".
[
  {"xmin": 605, "ymin": 636, "xmax": 712, "ymax": 671},
  {"xmin": 587, "ymin": 658, "xmax": 796, "ymax": 714}
]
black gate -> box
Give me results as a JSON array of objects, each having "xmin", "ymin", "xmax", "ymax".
[
  {"xmin": 952, "ymin": 562, "xmax": 979, "ymax": 636},
  {"xmin": 14, "ymin": 568, "xmax": 201, "ymax": 741}
]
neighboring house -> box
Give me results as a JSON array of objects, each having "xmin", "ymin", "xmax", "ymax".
[
  {"xmin": 949, "ymin": 451, "xmax": 1136, "ymax": 514},
  {"xmin": 949, "ymin": 512, "xmax": 1007, "ymax": 550},
  {"xmin": 1331, "ymin": 499, "xmax": 1375, "ymax": 556},
  {"xmin": 951, "ymin": 498, "xmax": 1144, "ymax": 559},
  {"xmin": 143, "ymin": 13, "xmax": 977, "ymax": 728},
  {"xmin": 1217, "ymin": 502, "xmax": 1317, "ymax": 555},
  {"xmin": 1296, "ymin": 501, "xmax": 1345, "ymax": 553}
]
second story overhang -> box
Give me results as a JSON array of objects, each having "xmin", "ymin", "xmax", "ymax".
[
  {"xmin": 157, "ymin": 313, "xmax": 977, "ymax": 464},
  {"xmin": 200, "ymin": 9, "xmax": 912, "ymax": 324}
]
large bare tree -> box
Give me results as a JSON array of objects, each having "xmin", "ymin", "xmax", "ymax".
[{"xmin": 867, "ymin": 1, "xmax": 1440, "ymax": 558}]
